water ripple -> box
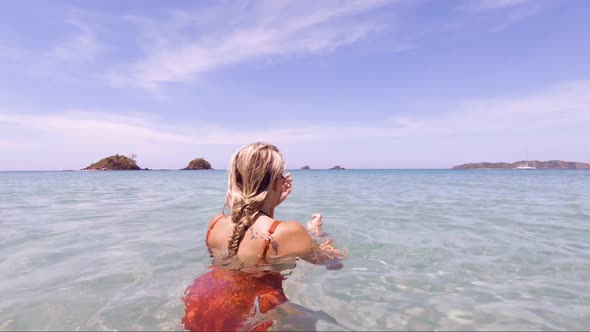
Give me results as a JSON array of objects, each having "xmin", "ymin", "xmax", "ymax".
[{"xmin": 1, "ymin": 170, "xmax": 589, "ymax": 330}]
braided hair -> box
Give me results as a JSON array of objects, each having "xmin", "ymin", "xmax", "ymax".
[{"xmin": 225, "ymin": 142, "xmax": 284, "ymax": 257}]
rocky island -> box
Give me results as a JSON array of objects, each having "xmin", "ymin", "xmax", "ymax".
[
  {"xmin": 453, "ymin": 160, "xmax": 590, "ymax": 170},
  {"xmin": 182, "ymin": 158, "xmax": 213, "ymax": 170},
  {"xmin": 301, "ymin": 165, "xmax": 311, "ymax": 170},
  {"xmin": 329, "ymin": 166, "xmax": 345, "ymax": 170},
  {"xmin": 82, "ymin": 154, "xmax": 144, "ymax": 170}
]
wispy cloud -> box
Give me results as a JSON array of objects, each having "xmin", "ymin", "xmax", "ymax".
[
  {"xmin": 458, "ymin": 0, "xmax": 552, "ymax": 32},
  {"xmin": 0, "ymin": 139, "xmax": 25, "ymax": 150},
  {"xmin": 0, "ymin": 45, "xmax": 25, "ymax": 62},
  {"xmin": 388, "ymin": 79, "xmax": 590, "ymax": 138},
  {"xmin": 2, "ymin": 16, "xmax": 103, "ymax": 80},
  {"xmin": 108, "ymin": 0, "xmax": 391, "ymax": 90},
  {"xmin": 0, "ymin": 111, "xmax": 198, "ymax": 145},
  {"xmin": 465, "ymin": 0, "xmax": 532, "ymax": 12},
  {"xmin": 46, "ymin": 19, "xmax": 102, "ymax": 65},
  {"xmin": 2, "ymin": 79, "xmax": 588, "ymax": 149},
  {"xmin": 1, "ymin": 0, "xmax": 554, "ymax": 91}
]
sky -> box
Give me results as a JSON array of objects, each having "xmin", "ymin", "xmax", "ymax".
[{"xmin": 1, "ymin": 0, "xmax": 589, "ymax": 170}]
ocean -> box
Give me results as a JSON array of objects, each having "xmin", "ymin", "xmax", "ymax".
[{"xmin": 1, "ymin": 169, "xmax": 589, "ymax": 330}]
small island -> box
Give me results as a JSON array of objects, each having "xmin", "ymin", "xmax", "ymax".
[
  {"xmin": 329, "ymin": 166, "xmax": 345, "ymax": 170},
  {"xmin": 181, "ymin": 158, "xmax": 213, "ymax": 170},
  {"xmin": 83, "ymin": 154, "xmax": 143, "ymax": 170},
  {"xmin": 453, "ymin": 160, "xmax": 590, "ymax": 170},
  {"xmin": 301, "ymin": 165, "xmax": 311, "ymax": 170}
]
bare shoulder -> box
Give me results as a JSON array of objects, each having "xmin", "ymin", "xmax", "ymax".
[
  {"xmin": 208, "ymin": 213, "xmax": 226, "ymax": 228},
  {"xmin": 206, "ymin": 214, "xmax": 229, "ymax": 250},
  {"xmin": 274, "ymin": 221, "xmax": 308, "ymax": 237},
  {"xmin": 272, "ymin": 221, "xmax": 314, "ymax": 258},
  {"xmin": 273, "ymin": 221, "xmax": 311, "ymax": 242}
]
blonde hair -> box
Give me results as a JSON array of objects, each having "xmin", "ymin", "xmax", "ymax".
[{"xmin": 225, "ymin": 142, "xmax": 285, "ymax": 257}]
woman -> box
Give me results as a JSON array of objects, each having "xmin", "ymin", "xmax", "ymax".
[{"xmin": 182, "ymin": 142, "xmax": 345, "ymax": 331}]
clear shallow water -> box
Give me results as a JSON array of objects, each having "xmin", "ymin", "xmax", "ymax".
[{"xmin": 1, "ymin": 169, "xmax": 589, "ymax": 331}]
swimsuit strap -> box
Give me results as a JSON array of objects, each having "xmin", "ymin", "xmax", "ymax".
[
  {"xmin": 261, "ymin": 220, "xmax": 281, "ymax": 262},
  {"xmin": 206, "ymin": 214, "xmax": 225, "ymax": 247}
]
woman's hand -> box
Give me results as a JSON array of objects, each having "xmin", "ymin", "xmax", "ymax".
[
  {"xmin": 277, "ymin": 172, "xmax": 293, "ymax": 205},
  {"xmin": 306, "ymin": 213, "xmax": 323, "ymax": 234}
]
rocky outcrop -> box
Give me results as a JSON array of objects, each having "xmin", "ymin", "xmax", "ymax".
[
  {"xmin": 182, "ymin": 158, "xmax": 213, "ymax": 170},
  {"xmin": 453, "ymin": 160, "xmax": 590, "ymax": 170},
  {"xmin": 453, "ymin": 162, "xmax": 514, "ymax": 169},
  {"xmin": 329, "ymin": 166, "xmax": 345, "ymax": 170},
  {"xmin": 301, "ymin": 165, "xmax": 311, "ymax": 170},
  {"xmin": 83, "ymin": 154, "xmax": 142, "ymax": 170}
]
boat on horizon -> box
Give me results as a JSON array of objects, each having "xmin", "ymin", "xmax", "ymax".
[{"xmin": 514, "ymin": 161, "xmax": 536, "ymax": 170}]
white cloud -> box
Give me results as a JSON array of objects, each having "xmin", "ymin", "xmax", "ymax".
[
  {"xmin": 0, "ymin": 45, "xmax": 25, "ymax": 62},
  {"xmin": 4, "ymin": 79, "xmax": 590, "ymax": 142},
  {"xmin": 464, "ymin": 0, "xmax": 531, "ymax": 12},
  {"xmin": 0, "ymin": 112, "xmax": 198, "ymax": 145},
  {"xmin": 2, "ymin": 0, "xmax": 554, "ymax": 91},
  {"xmin": 1, "ymin": 17, "xmax": 103, "ymax": 80},
  {"xmin": 1, "ymin": 79, "xmax": 588, "ymax": 168},
  {"xmin": 107, "ymin": 0, "xmax": 391, "ymax": 90},
  {"xmin": 259, "ymin": 79, "xmax": 590, "ymax": 141},
  {"xmin": 456, "ymin": 0, "xmax": 551, "ymax": 32},
  {"xmin": 0, "ymin": 140, "xmax": 25, "ymax": 150},
  {"xmin": 46, "ymin": 20, "xmax": 101, "ymax": 65},
  {"xmin": 374, "ymin": 80, "xmax": 589, "ymax": 142}
]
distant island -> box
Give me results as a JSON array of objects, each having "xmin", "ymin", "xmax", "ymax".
[
  {"xmin": 453, "ymin": 160, "xmax": 590, "ymax": 170},
  {"xmin": 301, "ymin": 165, "xmax": 311, "ymax": 170},
  {"xmin": 329, "ymin": 166, "xmax": 345, "ymax": 170},
  {"xmin": 82, "ymin": 154, "xmax": 145, "ymax": 170},
  {"xmin": 182, "ymin": 158, "xmax": 213, "ymax": 170}
]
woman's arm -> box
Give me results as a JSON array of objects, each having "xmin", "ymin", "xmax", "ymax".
[
  {"xmin": 304, "ymin": 214, "xmax": 346, "ymax": 269},
  {"xmin": 274, "ymin": 215, "xmax": 346, "ymax": 269}
]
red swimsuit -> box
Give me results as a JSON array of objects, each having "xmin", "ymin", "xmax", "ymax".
[{"xmin": 182, "ymin": 215, "xmax": 287, "ymax": 331}]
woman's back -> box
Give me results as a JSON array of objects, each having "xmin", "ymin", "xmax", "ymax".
[
  {"xmin": 208, "ymin": 214, "xmax": 280, "ymax": 265},
  {"xmin": 206, "ymin": 213, "xmax": 312, "ymax": 270}
]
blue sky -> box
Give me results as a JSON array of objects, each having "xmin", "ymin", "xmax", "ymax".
[{"xmin": 1, "ymin": 0, "xmax": 589, "ymax": 170}]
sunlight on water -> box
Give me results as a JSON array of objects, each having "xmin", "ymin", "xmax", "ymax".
[{"xmin": 1, "ymin": 170, "xmax": 589, "ymax": 330}]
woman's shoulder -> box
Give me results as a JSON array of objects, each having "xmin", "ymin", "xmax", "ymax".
[
  {"xmin": 275, "ymin": 220, "xmax": 307, "ymax": 234},
  {"xmin": 267, "ymin": 220, "xmax": 313, "ymax": 260},
  {"xmin": 207, "ymin": 214, "xmax": 228, "ymax": 238},
  {"xmin": 208, "ymin": 213, "xmax": 227, "ymax": 227},
  {"xmin": 273, "ymin": 221, "xmax": 313, "ymax": 249}
]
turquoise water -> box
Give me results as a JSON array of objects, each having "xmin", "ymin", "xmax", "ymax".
[{"xmin": 1, "ymin": 170, "xmax": 589, "ymax": 330}]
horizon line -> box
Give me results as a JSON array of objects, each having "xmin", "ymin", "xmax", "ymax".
[{"xmin": 3, "ymin": 168, "xmax": 590, "ymax": 172}]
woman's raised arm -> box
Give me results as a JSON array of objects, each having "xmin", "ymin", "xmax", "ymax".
[{"xmin": 273, "ymin": 214, "xmax": 346, "ymax": 269}]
